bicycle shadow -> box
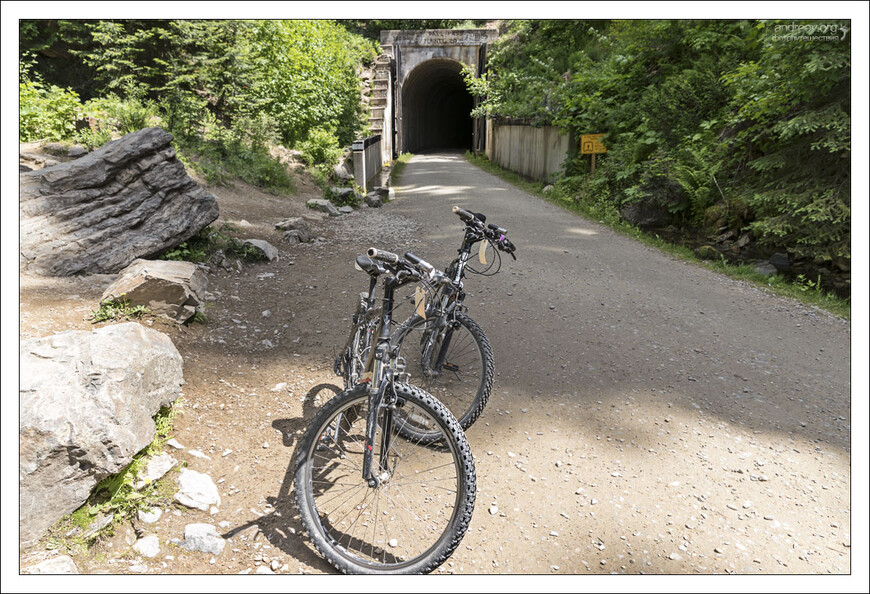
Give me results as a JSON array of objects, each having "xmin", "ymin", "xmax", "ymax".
[{"xmin": 220, "ymin": 382, "xmax": 343, "ymax": 573}]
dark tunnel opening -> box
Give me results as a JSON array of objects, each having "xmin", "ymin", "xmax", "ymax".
[{"xmin": 401, "ymin": 59, "xmax": 473, "ymax": 153}]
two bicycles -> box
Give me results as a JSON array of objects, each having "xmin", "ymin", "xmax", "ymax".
[{"xmin": 293, "ymin": 208, "xmax": 516, "ymax": 574}]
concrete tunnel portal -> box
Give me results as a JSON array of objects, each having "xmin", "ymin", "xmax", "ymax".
[
  {"xmin": 370, "ymin": 29, "xmax": 499, "ymax": 160},
  {"xmin": 401, "ymin": 59, "xmax": 473, "ymax": 153}
]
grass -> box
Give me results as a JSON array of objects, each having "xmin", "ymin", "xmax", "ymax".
[
  {"xmin": 91, "ymin": 296, "xmax": 149, "ymax": 323},
  {"xmin": 389, "ymin": 152, "xmax": 414, "ymax": 187},
  {"xmin": 159, "ymin": 223, "xmax": 268, "ymax": 264},
  {"xmin": 47, "ymin": 404, "xmax": 181, "ymax": 551},
  {"xmin": 464, "ymin": 151, "xmax": 851, "ymax": 320}
]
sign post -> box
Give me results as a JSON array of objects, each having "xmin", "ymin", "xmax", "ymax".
[{"xmin": 580, "ymin": 133, "xmax": 607, "ymax": 174}]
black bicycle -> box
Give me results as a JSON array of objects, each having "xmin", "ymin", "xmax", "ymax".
[
  {"xmin": 295, "ymin": 248, "xmax": 476, "ymax": 574},
  {"xmin": 387, "ymin": 206, "xmax": 516, "ymax": 437}
]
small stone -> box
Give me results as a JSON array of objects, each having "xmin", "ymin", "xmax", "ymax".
[
  {"xmin": 129, "ymin": 563, "xmax": 148, "ymax": 573},
  {"xmin": 138, "ymin": 508, "xmax": 163, "ymax": 524},
  {"xmin": 135, "ymin": 453, "xmax": 177, "ymax": 489},
  {"xmin": 714, "ymin": 547, "xmax": 724, "ymax": 554},
  {"xmin": 188, "ymin": 449, "xmax": 211, "ymax": 460},
  {"xmin": 549, "ymin": 531, "xmax": 559, "ymax": 537},
  {"xmin": 489, "ymin": 505, "xmax": 498, "ymax": 515},
  {"xmin": 590, "ymin": 499, "xmax": 598, "ymax": 505},
  {"xmin": 182, "ymin": 523, "xmax": 226, "ymax": 555},
  {"xmin": 270, "ymin": 383, "xmax": 287, "ymax": 392},
  {"xmin": 256, "ymin": 566, "xmax": 274, "ymax": 574},
  {"xmin": 388, "ymin": 538, "xmax": 398, "ymax": 547},
  {"xmin": 262, "ymin": 310, "xmax": 272, "ymax": 318},
  {"xmin": 174, "ymin": 468, "xmax": 221, "ymax": 511},
  {"xmin": 271, "ymin": 560, "xmax": 281, "ymax": 571},
  {"xmin": 25, "ymin": 556, "xmax": 79, "ymax": 574},
  {"xmin": 222, "ymin": 449, "xmax": 233, "ymax": 457},
  {"xmin": 669, "ymin": 552, "xmax": 682, "ymax": 561},
  {"xmin": 263, "ymin": 442, "xmax": 269, "ymax": 449},
  {"xmin": 133, "ymin": 535, "xmax": 161, "ymax": 558},
  {"xmin": 742, "ymin": 501, "xmax": 752, "ymax": 509},
  {"xmin": 166, "ymin": 438, "xmax": 185, "ymax": 449}
]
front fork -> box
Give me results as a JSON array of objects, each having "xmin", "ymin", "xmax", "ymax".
[{"xmin": 361, "ymin": 380, "xmax": 401, "ymax": 487}]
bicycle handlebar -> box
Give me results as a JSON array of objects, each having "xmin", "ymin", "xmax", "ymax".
[
  {"xmin": 404, "ymin": 251, "xmax": 434, "ymax": 274},
  {"xmin": 367, "ymin": 247, "xmax": 400, "ymax": 264}
]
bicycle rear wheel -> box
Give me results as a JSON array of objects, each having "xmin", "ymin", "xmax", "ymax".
[{"xmin": 293, "ymin": 383, "xmax": 476, "ymax": 574}]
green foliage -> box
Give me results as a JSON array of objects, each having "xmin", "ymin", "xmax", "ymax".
[
  {"xmin": 81, "ymin": 93, "xmax": 161, "ymax": 135},
  {"xmin": 56, "ymin": 405, "xmax": 179, "ymax": 545},
  {"xmin": 19, "ymin": 62, "xmax": 82, "ymax": 142},
  {"xmin": 73, "ymin": 127, "xmax": 113, "ymax": 150},
  {"xmin": 471, "ymin": 19, "xmax": 851, "ymax": 272},
  {"xmin": 250, "ymin": 20, "xmax": 370, "ymax": 147},
  {"xmin": 158, "ymin": 224, "xmax": 267, "ymax": 264},
  {"xmin": 91, "ymin": 296, "xmax": 149, "ymax": 323}
]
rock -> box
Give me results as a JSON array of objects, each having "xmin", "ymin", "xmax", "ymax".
[
  {"xmin": 371, "ymin": 186, "xmax": 393, "ymax": 201},
  {"xmin": 619, "ymin": 201, "xmax": 673, "ymax": 228},
  {"xmin": 306, "ymin": 198, "xmax": 340, "ymax": 217},
  {"xmin": 697, "ymin": 245, "xmax": 718, "ymax": 260},
  {"xmin": 166, "ymin": 438, "xmax": 185, "ymax": 450},
  {"xmin": 282, "ymin": 230, "xmax": 302, "ymax": 245},
  {"xmin": 19, "ymin": 323, "xmax": 184, "ymax": 546},
  {"xmin": 19, "ymin": 127, "xmax": 219, "ymax": 276},
  {"xmin": 182, "ymin": 523, "xmax": 226, "ymax": 555},
  {"xmin": 243, "ymin": 239, "xmax": 279, "ymax": 261},
  {"xmin": 133, "ymin": 535, "xmax": 161, "ymax": 558},
  {"xmin": 101, "ymin": 259, "xmax": 208, "ymax": 324},
  {"xmin": 735, "ymin": 233, "xmax": 751, "ymax": 249},
  {"xmin": 25, "ymin": 555, "xmax": 79, "ymax": 574},
  {"xmin": 138, "ymin": 508, "xmax": 163, "ymax": 524},
  {"xmin": 364, "ymin": 194, "xmax": 382, "ymax": 208},
  {"xmin": 339, "ymin": 205, "xmax": 354, "ymax": 214},
  {"xmin": 41, "ymin": 142, "xmax": 67, "ymax": 156},
  {"xmin": 67, "ymin": 144, "xmax": 89, "ymax": 158},
  {"xmin": 329, "ymin": 187, "xmax": 356, "ymax": 204},
  {"xmin": 256, "ymin": 566, "xmax": 275, "ymax": 574},
  {"xmin": 275, "ymin": 217, "xmax": 313, "ymax": 242},
  {"xmin": 174, "ymin": 468, "xmax": 221, "ymax": 511},
  {"xmin": 129, "ymin": 563, "xmax": 148, "ymax": 573},
  {"xmin": 753, "ymin": 261, "xmax": 778, "ymax": 276},
  {"xmin": 209, "ymin": 249, "xmax": 233, "ymax": 271},
  {"xmin": 769, "ymin": 253, "xmax": 790, "ymax": 271},
  {"xmin": 543, "ymin": 184, "xmax": 554, "ymax": 193},
  {"xmin": 333, "ymin": 157, "xmax": 354, "ymax": 181},
  {"xmin": 134, "ymin": 453, "xmax": 177, "ymax": 489}
]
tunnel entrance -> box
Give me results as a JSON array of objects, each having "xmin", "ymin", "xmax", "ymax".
[{"xmin": 401, "ymin": 59, "xmax": 473, "ymax": 153}]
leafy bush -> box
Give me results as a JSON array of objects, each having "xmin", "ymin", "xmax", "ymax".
[
  {"xmin": 81, "ymin": 93, "xmax": 160, "ymax": 135},
  {"xmin": 19, "ymin": 63, "xmax": 81, "ymax": 142}
]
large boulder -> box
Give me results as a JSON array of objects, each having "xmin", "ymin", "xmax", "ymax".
[
  {"xmin": 101, "ymin": 259, "xmax": 208, "ymax": 323},
  {"xmin": 19, "ymin": 127, "xmax": 219, "ymax": 276},
  {"xmin": 19, "ymin": 323, "xmax": 184, "ymax": 546}
]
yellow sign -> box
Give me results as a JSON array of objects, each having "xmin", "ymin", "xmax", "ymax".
[{"xmin": 580, "ymin": 134, "xmax": 607, "ymax": 154}]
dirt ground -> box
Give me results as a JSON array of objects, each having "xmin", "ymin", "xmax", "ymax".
[{"xmin": 14, "ymin": 152, "xmax": 865, "ymax": 589}]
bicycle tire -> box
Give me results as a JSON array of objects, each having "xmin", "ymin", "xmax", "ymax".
[
  {"xmin": 393, "ymin": 312, "xmax": 494, "ymax": 436},
  {"xmin": 293, "ymin": 383, "xmax": 476, "ymax": 574}
]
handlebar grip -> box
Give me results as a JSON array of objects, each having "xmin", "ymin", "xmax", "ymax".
[
  {"xmin": 367, "ymin": 247, "xmax": 400, "ymax": 264},
  {"xmin": 452, "ymin": 205, "xmax": 474, "ymax": 222},
  {"xmin": 404, "ymin": 251, "xmax": 434, "ymax": 274}
]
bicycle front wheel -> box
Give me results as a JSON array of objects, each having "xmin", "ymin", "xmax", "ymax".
[
  {"xmin": 394, "ymin": 312, "xmax": 494, "ymax": 434},
  {"xmin": 293, "ymin": 383, "xmax": 476, "ymax": 574}
]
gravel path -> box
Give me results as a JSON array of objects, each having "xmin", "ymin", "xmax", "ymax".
[
  {"xmin": 383, "ymin": 152, "xmax": 854, "ymax": 575},
  {"xmin": 16, "ymin": 151, "xmax": 860, "ymax": 584}
]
